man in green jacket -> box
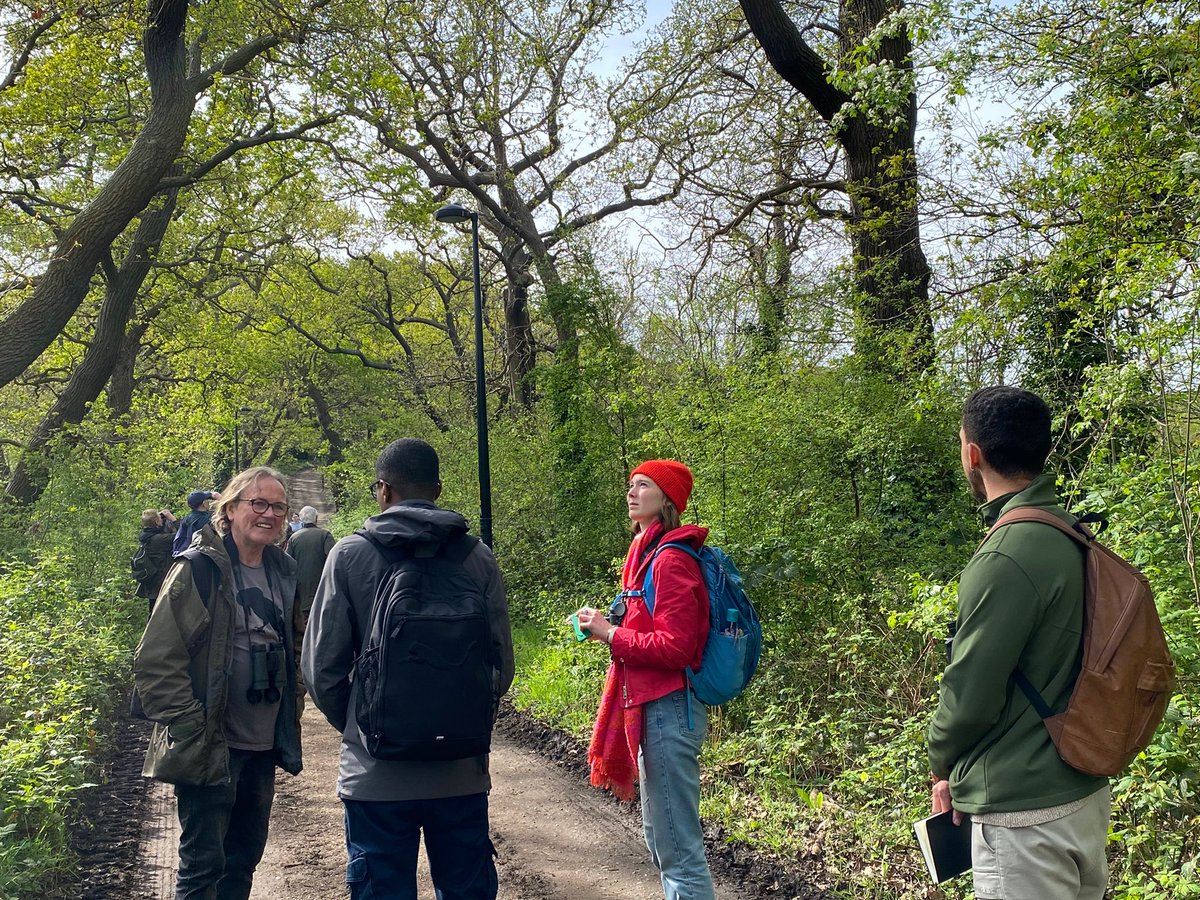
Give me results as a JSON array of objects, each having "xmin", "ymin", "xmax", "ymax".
[
  {"xmin": 134, "ymin": 466, "xmax": 304, "ymax": 900},
  {"xmin": 928, "ymin": 386, "xmax": 1110, "ymax": 899}
]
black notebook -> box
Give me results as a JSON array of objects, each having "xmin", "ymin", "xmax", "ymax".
[{"xmin": 913, "ymin": 809, "xmax": 972, "ymax": 883}]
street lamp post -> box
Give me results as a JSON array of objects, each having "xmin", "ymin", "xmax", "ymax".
[{"xmin": 435, "ymin": 202, "xmax": 493, "ymax": 548}]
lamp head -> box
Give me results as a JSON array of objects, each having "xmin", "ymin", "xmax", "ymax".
[{"xmin": 434, "ymin": 203, "xmax": 475, "ymax": 224}]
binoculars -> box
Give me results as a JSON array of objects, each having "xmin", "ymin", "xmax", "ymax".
[
  {"xmin": 247, "ymin": 642, "xmax": 285, "ymax": 704},
  {"xmin": 607, "ymin": 594, "xmax": 628, "ymax": 626}
]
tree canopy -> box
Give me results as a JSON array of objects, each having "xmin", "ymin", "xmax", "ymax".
[{"xmin": 1, "ymin": 0, "xmax": 1198, "ymax": 894}]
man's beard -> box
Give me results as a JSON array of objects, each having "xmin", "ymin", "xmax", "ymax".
[{"xmin": 965, "ymin": 466, "xmax": 987, "ymax": 503}]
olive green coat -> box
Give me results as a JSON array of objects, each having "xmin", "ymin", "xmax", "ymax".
[{"xmin": 133, "ymin": 526, "xmax": 304, "ymax": 786}]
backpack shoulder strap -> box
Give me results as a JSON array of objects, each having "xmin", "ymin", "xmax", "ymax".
[
  {"xmin": 654, "ymin": 541, "xmax": 702, "ymax": 563},
  {"xmin": 438, "ymin": 532, "xmax": 480, "ymax": 565},
  {"xmin": 643, "ymin": 542, "xmax": 703, "ymax": 615},
  {"xmin": 178, "ymin": 550, "xmax": 221, "ymax": 609},
  {"xmin": 988, "ymin": 507, "xmax": 1092, "ymax": 548},
  {"xmin": 988, "ymin": 507, "xmax": 1090, "ymax": 719}
]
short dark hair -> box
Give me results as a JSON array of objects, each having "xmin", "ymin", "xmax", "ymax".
[
  {"xmin": 962, "ymin": 386, "xmax": 1052, "ymax": 478},
  {"xmin": 376, "ymin": 438, "xmax": 440, "ymax": 497}
]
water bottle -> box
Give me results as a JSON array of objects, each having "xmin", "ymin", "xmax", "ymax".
[{"xmin": 725, "ymin": 608, "xmax": 740, "ymax": 637}]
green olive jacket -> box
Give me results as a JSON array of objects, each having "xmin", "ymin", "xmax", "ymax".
[
  {"xmin": 133, "ymin": 525, "xmax": 304, "ymax": 786},
  {"xmin": 927, "ymin": 475, "xmax": 1108, "ymax": 814}
]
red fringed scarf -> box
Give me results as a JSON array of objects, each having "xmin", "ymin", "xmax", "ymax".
[
  {"xmin": 587, "ymin": 523, "xmax": 663, "ymax": 801},
  {"xmin": 587, "ymin": 664, "xmax": 642, "ymax": 801}
]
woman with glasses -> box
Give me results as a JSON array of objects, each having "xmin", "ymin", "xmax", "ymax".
[
  {"xmin": 572, "ymin": 459, "xmax": 715, "ymax": 900},
  {"xmin": 134, "ymin": 466, "xmax": 304, "ymax": 900}
]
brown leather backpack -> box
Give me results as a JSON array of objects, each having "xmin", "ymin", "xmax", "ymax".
[{"xmin": 990, "ymin": 508, "xmax": 1176, "ymax": 777}]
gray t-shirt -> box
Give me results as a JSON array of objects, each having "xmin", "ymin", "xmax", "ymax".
[{"xmin": 224, "ymin": 562, "xmax": 284, "ymax": 751}]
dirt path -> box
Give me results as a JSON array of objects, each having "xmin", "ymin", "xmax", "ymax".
[
  {"xmin": 245, "ymin": 705, "xmax": 756, "ymax": 900},
  {"xmin": 127, "ymin": 469, "xmax": 759, "ymax": 899}
]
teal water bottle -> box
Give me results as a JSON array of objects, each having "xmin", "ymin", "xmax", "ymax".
[{"xmin": 725, "ymin": 608, "xmax": 739, "ymax": 636}]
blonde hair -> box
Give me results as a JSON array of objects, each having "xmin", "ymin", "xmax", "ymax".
[
  {"xmin": 212, "ymin": 466, "xmax": 288, "ymax": 536},
  {"xmin": 632, "ymin": 496, "xmax": 681, "ymax": 535},
  {"xmin": 141, "ymin": 509, "xmax": 162, "ymax": 528}
]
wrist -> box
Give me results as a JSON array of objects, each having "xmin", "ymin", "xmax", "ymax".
[{"xmin": 606, "ymin": 626, "xmax": 616, "ymax": 645}]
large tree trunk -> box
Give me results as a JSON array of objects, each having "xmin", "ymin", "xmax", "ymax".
[
  {"xmin": 0, "ymin": 0, "xmax": 195, "ymax": 390},
  {"xmin": 739, "ymin": 0, "xmax": 933, "ymax": 373},
  {"xmin": 302, "ymin": 376, "xmax": 346, "ymax": 463},
  {"xmin": 105, "ymin": 320, "xmax": 151, "ymax": 418},
  {"xmin": 5, "ymin": 186, "xmax": 181, "ymax": 505},
  {"xmin": 498, "ymin": 237, "xmax": 537, "ymax": 409}
]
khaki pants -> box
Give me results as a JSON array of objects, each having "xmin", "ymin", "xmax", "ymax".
[{"xmin": 972, "ymin": 787, "xmax": 1111, "ymax": 900}]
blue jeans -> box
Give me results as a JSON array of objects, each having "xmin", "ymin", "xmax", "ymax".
[
  {"xmin": 638, "ymin": 690, "xmax": 715, "ymax": 900},
  {"xmin": 343, "ymin": 793, "xmax": 498, "ymax": 900},
  {"xmin": 174, "ymin": 748, "xmax": 276, "ymax": 900}
]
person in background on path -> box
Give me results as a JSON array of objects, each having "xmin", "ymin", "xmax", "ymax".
[
  {"xmin": 304, "ymin": 438, "xmax": 513, "ymax": 900},
  {"xmin": 573, "ymin": 459, "xmax": 715, "ymax": 900},
  {"xmin": 281, "ymin": 511, "xmax": 302, "ymax": 552},
  {"xmin": 928, "ymin": 386, "xmax": 1111, "ymax": 899},
  {"xmin": 135, "ymin": 508, "xmax": 178, "ymax": 608},
  {"xmin": 286, "ymin": 504, "xmax": 334, "ymax": 634},
  {"xmin": 134, "ymin": 467, "xmax": 304, "ymax": 900},
  {"xmin": 172, "ymin": 489, "xmax": 221, "ymax": 557}
]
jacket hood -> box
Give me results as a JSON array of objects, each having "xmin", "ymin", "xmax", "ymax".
[
  {"xmin": 361, "ymin": 500, "xmax": 470, "ymax": 547},
  {"xmin": 630, "ymin": 523, "xmax": 708, "ymax": 583},
  {"xmin": 661, "ymin": 523, "xmax": 708, "ymax": 550}
]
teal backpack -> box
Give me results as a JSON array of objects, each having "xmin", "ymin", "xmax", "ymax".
[{"xmin": 639, "ymin": 542, "xmax": 763, "ymax": 707}]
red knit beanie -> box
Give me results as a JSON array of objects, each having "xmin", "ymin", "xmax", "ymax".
[{"xmin": 630, "ymin": 459, "xmax": 693, "ymax": 513}]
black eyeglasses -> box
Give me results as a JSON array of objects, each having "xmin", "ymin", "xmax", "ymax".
[
  {"xmin": 237, "ymin": 498, "xmax": 288, "ymax": 516},
  {"xmin": 369, "ymin": 479, "xmax": 391, "ymax": 500}
]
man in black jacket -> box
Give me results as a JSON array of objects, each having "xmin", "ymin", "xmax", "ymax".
[{"xmin": 303, "ymin": 439, "xmax": 513, "ymax": 900}]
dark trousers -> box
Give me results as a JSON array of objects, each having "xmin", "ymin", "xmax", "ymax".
[
  {"xmin": 344, "ymin": 793, "xmax": 497, "ymax": 900},
  {"xmin": 174, "ymin": 748, "xmax": 276, "ymax": 900}
]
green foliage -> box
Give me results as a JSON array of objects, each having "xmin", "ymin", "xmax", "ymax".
[
  {"xmin": 0, "ymin": 556, "xmax": 142, "ymax": 898},
  {"xmin": 510, "ymin": 620, "xmax": 610, "ymax": 738},
  {"xmin": 0, "ymin": 0, "xmax": 1196, "ymax": 894}
]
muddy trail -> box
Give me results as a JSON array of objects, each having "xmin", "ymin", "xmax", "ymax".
[{"xmin": 62, "ymin": 470, "xmax": 834, "ymax": 899}]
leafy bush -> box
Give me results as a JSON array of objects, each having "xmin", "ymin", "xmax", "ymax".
[
  {"xmin": 509, "ymin": 619, "xmax": 609, "ymax": 738},
  {"xmin": 0, "ymin": 556, "xmax": 142, "ymax": 898}
]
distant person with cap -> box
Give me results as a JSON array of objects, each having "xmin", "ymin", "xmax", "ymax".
[
  {"xmin": 285, "ymin": 505, "xmax": 334, "ymax": 631},
  {"xmin": 173, "ymin": 490, "xmax": 221, "ymax": 557}
]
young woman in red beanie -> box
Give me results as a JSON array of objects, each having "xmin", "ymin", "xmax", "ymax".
[{"xmin": 573, "ymin": 459, "xmax": 715, "ymax": 900}]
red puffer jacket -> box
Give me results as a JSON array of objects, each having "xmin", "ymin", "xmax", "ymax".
[{"xmin": 609, "ymin": 523, "xmax": 710, "ymax": 709}]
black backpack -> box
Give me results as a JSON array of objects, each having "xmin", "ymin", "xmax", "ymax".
[
  {"xmin": 131, "ymin": 541, "xmax": 157, "ymax": 587},
  {"xmin": 353, "ymin": 531, "xmax": 496, "ymax": 761}
]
